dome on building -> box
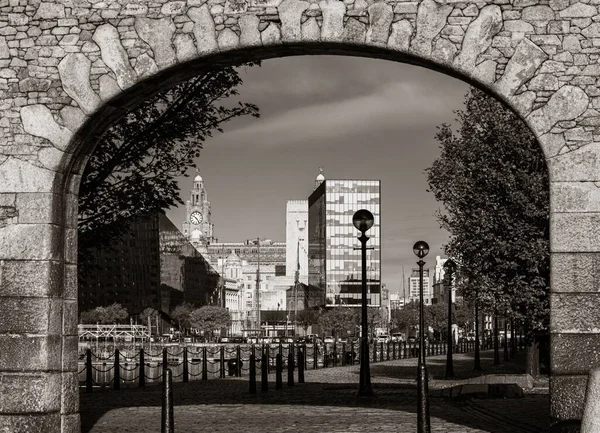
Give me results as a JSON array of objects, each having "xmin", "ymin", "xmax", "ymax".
[
  {"xmin": 226, "ymin": 249, "xmax": 241, "ymax": 265},
  {"xmin": 316, "ymin": 166, "xmax": 325, "ymax": 182},
  {"xmin": 194, "ymin": 168, "xmax": 203, "ymax": 182}
]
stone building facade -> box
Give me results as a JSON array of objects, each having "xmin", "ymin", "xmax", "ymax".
[{"xmin": 1, "ymin": 0, "xmax": 600, "ymax": 430}]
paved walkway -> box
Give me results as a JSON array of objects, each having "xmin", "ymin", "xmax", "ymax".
[{"xmin": 80, "ymin": 350, "xmax": 549, "ymax": 433}]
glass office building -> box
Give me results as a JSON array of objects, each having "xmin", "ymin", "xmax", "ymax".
[{"xmin": 308, "ymin": 180, "xmax": 381, "ymax": 308}]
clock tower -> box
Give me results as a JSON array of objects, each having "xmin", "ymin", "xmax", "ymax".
[{"xmin": 183, "ymin": 169, "xmax": 215, "ymax": 250}]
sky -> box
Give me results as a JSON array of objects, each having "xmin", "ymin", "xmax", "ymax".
[{"xmin": 165, "ymin": 55, "xmax": 471, "ymax": 296}]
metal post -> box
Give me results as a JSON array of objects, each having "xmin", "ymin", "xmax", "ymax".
[
  {"xmin": 417, "ymin": 257, "xmax": 430, "ymax": 433},
  {"xmin": 249, "ymin": 354, "xmax": 256, "ymax": 394},
  {"xmin": 493, "ymin": 310, "xmax": 500, "ymax": 365},
  {"xmin": 275, "ymin": 353, "xmax": 283, "ymax": 389},
  {"xmin": 323, "ymin": 343, "xmax": 328, "ymax": 368},
  {"xmin": 342, "ymin": 342, "xmax": 347, "ymax": 366},
  {"xmin": 220, "ymin": 345, "xmax": 225, "ymax": 379},
  {"xmin": 162, "ymin": 348, "xmax": 168, "ymax": 381},
  {"xmin": 183, "ymin": 347, "xmax": 189, "ymax": 383},
  {"xmin": 261, "ymin": 352, "xmax": 268, "ymax": 392},
  {"xmin": 314, "ymin": 342, "xmax": 318, "ymax": 370},
  {"xmin": 114, "ymin": 348, "xmax": 120, "ymax": 390},
  {"xmin": 139, "ymin": 348, "xmax": 145, "ymax": 388},
  {"xmin": 357, "ymin": 225, "xmax": 374, "ymax": 397},
  {"xmin": 298, "ymin": 346, "xmax": 305, "ymax": 383},
  {"xmin": 333, "ymin": 342, "xmax": 337, "ymax": 367},
  {"xmin": 202, "ymin": 347, "xmax": 208, "ymax": 381},
  {"xmin": 161, "ymin": 368, "xmax": 174, "ymax": 433},
  {"xmin": 86, "ymin": 349, "xmax": 93, "ymax": 393},
  {"xmin": 287, "ymin": 349, "xmax": 294, "ymax": 387},
  {"xmin": 236, "ymin": 345, "xmax": 242, "ymax": 377}
]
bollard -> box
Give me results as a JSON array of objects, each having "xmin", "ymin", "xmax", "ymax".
[
  {"xmin": 220, "ymin": 346, "xmax": 225, "ymax": 379},
  {"xmin": 275, "ymin": 353, "xmax": 283, "ymax": 389},
  {"xmin": 114, "ymin": 348, "xmax": 120, "ymax": 390},
  {"xmin": 139, "ymin": 348, "xmax": 146, "ymax": 388},
  {"xmin": 261, "ymin": 352, "xmax": 268, "ymax": 392},
  {"xmin": 202, "ymin": 347, "xmax": 208, "ymax": 381},
  {"xmin": 373, "ymin": 342, "xmax": 377, "ymax": 363},
  {"xmin": 183, "ymin": 347, "xmax": 189, "ymax": 383},
  {"xmin": 287, "ymin": 349, "xmax": 294, "ymax": 387},
  {"xmin": 333, "ymin": 342, "xmax": 337, "ymax": 367},
  {"xmin": 249, "ymin": 354, "xmax": 257, "ymax": 394},
  {"xmin": 350, "ymin": 341, "xmax": 355, "ymax": 364},
  {"xmin": 314, "ymin": 343, "xmax": 318, "ymax": 370},
  {"xmin": 387, "ymin": 342, "xmax": 390, "ymax": 361},
  {"xmin": 323, "ymin": 343, "xmax": 328, "ymax": 368},
  {"xmin": 236, "ymin": 345, "xmax": 242, "ymax": 377},
  {"xmin": 393, "ymin": 342, "xmax": 396, "ymax": 360},
  {"xmin": 86, "ymin": 349, "xmax": 93, "ymax": 393},
  {"xmin": 298, "ymin": 347, "xmax": 305, "ymax": 383},
  {"xmin": 162, "ymin": 348, "xmax": 168, "ymax": 381},
  {"xmin": 161, "ymin": 368, "xmax": 174, "ymax": 433},
  {"xmin": 582, "ymin": 366, "xmax": 600, "ymax": 433}
]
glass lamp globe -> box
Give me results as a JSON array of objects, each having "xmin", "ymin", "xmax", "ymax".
[
  {"xmin": 352, "ymin": 209, "xmax": 374, "ymax": 233},
  {"xmin": 412, "ymin": 241, "xmax": 430, "ymax": 258}
]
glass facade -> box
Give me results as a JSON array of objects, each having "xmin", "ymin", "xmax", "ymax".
[{"xmin": 308, "ymin": 180, "xmax": 381, "ymax": 308}]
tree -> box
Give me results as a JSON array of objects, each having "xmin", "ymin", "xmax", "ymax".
[
  {"xmin": 189, "ymin": 306, "xmax": 231, "ymax": 342},
  {"xmin": 295, "ymin": 309, "xmax": 321, "ymax": 334},
  {"xmin": 391, "ymin": 302, "xmax": 419, "ymax": 335},
  {"xmin": 318, "ymin": 308, "xmax": 356, "ymax": 338},
  {"xmin": 79, "ymin": 303, "xmax": 128, "ymax": 324},
  {"xmin": 172, "ymin": 302, "xmax": 194, "ymax": 333},
  {"xmin": 425, "ymin": 87, "xmax": 550, "ymax": 341},
  {"xmin": 78, "ymin": 62, "xmax": 261, "ymax": 267},
  {"xmin": 140, "ymin": 307, "xmax": 159, "ymax": 323}
]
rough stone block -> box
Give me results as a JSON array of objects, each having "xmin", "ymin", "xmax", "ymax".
[
  {"xmin": 551, "ymin": 182, "xmax": 600, "ymax": 213},
  {"xmin": 0, "ymin": 297, "xmax": 62, "ymax": 334},
  {"xmin": 16, "ymin": 192, "xmax": 62, "ymax": 225},
  {"xmin": 60, "ymin": 372, "xmax": 79, "ymax": 415},
  {"xmin": 551, "ymin": 293, "xmax": 600, "ymax": 332},
  {"xmin": 0, "ymin": 335, "xmax": 61, "ymax": 371},
  {"xmin": 552, "ymin": 375, "xmax": 588, "ymax": 421},
  {"xmin": 61, "ymin": 413, "xmax": 81, "ymax": 433},
  {"xmin": 0, "ymin": 413, "xmax": 61, "ymax": 432},
  {"xmin": 552, "ymin": 252, "xmax": 600, "ymax": 293},
  {"xmin": 0, "ymin": 372, "xmax": 61, "ymax": 412},
  {"xmin": 62, "ymin": 335, "xmax": 78, "ymax": 371},
  {"xmin": 552, "ymin": 333, "xmax": 600, "ymax": 374},
  {"xmin": 0, "ymin": 260, "xmax": 63, "ymax": 297}
]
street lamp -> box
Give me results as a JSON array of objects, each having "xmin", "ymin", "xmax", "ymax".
[
  {"xmin": 443, "ymin": 259, "xmax": 456, "ymax": 379},
  {"xmin": 413, "ymin": 240, "xmax": 430, "ymax": 433},
  {"xmin": 353, "ymin": 209, "xmax": 375, "ymax": 398}
]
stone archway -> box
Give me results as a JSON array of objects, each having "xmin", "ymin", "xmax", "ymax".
[{"xmin": 0, "ymin": 0, "xmax": 598, "ymax": 431}]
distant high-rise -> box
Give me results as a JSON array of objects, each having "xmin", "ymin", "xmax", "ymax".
[
  {"xmin": 408, "ymin": 268, "xmax": 431, "ymax": 305},
  {"xmin": 308, "ymin": 171, "xmax": 381, "ymax": 308},
  {"xmin": 286, "ymin": 200, "xmax": 309, "ymax": 284}
]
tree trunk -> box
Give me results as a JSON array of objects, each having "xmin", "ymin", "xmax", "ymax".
[
  {"xmin": 493, "ymin": 310, "xmax": 500, "ymax": 365},
  {"xmin": 525, "ymin": 335, "xmax": 540, "ymax": 377}
]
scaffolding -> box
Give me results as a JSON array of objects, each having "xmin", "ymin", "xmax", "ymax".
[{"xmin": 78, "ymin": 324, "xmax": 150, "ymax": 341}]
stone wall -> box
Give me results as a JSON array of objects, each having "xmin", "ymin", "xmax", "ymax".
[{"xmin": 1, "ymin": 0, "xmax": 600, "ymax": 431}]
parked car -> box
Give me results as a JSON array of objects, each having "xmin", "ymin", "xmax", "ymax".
[
  {"xmin": 376, "ymin": 335, "xmax": 390, "ymax": 344},
  {"xmin": 391, "ymin": 333, "xmax": 404, "ymax": 343},
  {"xmin": 324, "ymin": 336, "xmax": 334, "ymax": 344}
]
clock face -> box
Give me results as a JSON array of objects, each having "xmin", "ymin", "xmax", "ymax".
[{"xmin": 190, "ymin": 211, "xmax": 203, "ymax": 225}]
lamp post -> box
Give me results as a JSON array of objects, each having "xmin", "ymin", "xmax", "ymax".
[
  {"xmin": 413, "ymin": 241, "xmax": 430, "ymax": 433},
  {"xmin": 444, "ymin": 259, "xmax": 456, "ymax": 379},
  {"xmin": 353, "ymin": 209, "xmax": 375, "ymax": 398}
]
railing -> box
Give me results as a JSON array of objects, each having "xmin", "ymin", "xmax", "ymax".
[{"xmin": 78, "ymin": 336, "xmax": 521, "ymax": 391}]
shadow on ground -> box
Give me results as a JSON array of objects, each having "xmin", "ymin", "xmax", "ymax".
[{"xmin": 80, "ymin": 349, "xmax": 546, "ymax": 433}]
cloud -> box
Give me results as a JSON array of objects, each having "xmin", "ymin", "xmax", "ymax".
[{"xmin": 215, "ymin": 80, "xmax": 461, "ymax": 149}]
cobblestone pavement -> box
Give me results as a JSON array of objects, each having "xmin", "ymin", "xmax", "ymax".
[{"xmin": 80, "ymin": 350, "xmax": 549, "ymax": 433}]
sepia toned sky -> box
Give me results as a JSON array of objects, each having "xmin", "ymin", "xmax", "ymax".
[{"xmin": 165, "ymin": 55, "xmax": 471, "ymax": 296}]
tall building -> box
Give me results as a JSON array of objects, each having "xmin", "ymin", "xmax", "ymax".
[
  {"xmin": 408, "ymin": 268, "xmax": 431, "ymax": 305},
  {"xmin": 286, "ymin": 200, "xmax": 309, "ymax": 284},
  {"xmin": 79, "ymin": 212, "xmax": 221, "ymax": 320},
  {"xmin": 308, "ymin": 172, "xmax": 382, "ymax": 308},
  {"xmin": 182, "ymin": 169, "xmax": 215, "ymax": 252}
]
